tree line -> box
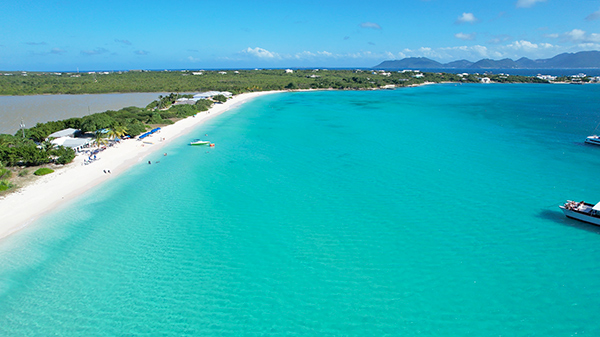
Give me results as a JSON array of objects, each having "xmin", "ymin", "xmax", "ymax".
[{"xmin": 0, "ymin": 69, "xmax": 550, "ymax": 96}]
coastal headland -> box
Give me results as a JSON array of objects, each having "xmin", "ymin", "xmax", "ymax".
[{"xmin": 0, "ymin": 90, "xmax": 281, "ymax": 241}]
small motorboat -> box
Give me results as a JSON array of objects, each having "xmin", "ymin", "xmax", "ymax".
[{"xmin": 190, "ymin": 140, "xmax": 210, "ymax": 146}]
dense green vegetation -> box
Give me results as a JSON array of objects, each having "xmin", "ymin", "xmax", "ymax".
[
  {"xmin": 0, "ymin": 163, "xmax": 13, "ymax": 191},
  {"xmin": 0, "ymin": 69, "xmax": 549, "ymax": 96},
  {"xmin": 34, "ymin": 167, "xmax": 54, "ymax": 176},
  {"xmin": 0, "ymin": 133, "xmax": 76, "ymax": 167}
]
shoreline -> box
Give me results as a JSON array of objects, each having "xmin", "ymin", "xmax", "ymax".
[
  {"xmin": 0, "ymin": 82, "xmax": 554, "ymax": 241},
  {"xmin": 0, "ymin": 90, "xmax": 283, "ymax": 241}
]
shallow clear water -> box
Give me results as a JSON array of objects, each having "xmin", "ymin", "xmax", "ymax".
[{"xmin": 1, "ymin": 84, "xmax": 600, "ymax": 336}]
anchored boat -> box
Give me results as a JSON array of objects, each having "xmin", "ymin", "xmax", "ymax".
[
  {"xmin": 190, "ymin": 140, "xmax": 210, "ymax": 146},
  {"xmin": 585, "ymin": 135, "xmax": 600, "ymax": 145},
  {"xmin": 559, "ymin": 200, "xmax": 600, "ymax": 226}
]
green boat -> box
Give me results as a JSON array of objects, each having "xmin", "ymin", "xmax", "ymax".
[{"xmin": 190, "ymin": 140, "xmax": 210, "ymax": 146}]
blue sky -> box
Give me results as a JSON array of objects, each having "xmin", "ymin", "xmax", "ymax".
[{"xmin": 1, "ymin": 0, "xmax": 599, "ymax": 71}]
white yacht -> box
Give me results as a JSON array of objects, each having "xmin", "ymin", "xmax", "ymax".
[
  {"xmin": 585, "ymin": 135, "xmax": 600, "ymax": 145},
  {"xmin": 559, "ymin": 200, "xmax": 600, "ymax": 226}
]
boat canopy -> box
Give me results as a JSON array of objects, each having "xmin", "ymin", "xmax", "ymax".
[{"xmin": 592, "ymin": 202, "xmax": 600, "ymax": 211}]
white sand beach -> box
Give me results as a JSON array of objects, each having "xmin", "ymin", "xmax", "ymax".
[{"xmin": 0, "ymin": 90, "xmax": 281, "ymax": 241}]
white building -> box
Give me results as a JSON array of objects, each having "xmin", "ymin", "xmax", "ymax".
[
  {"xmin": 48, "ymin": 128, "xmax": 79, "ymax": 138},
  {"xmin": 537, "ymin": 74, "xmax": 557, "ymax": 81},
  {"xmin": 47, "ymin": 128, "xmax": 92, "ymax": 152},
  {"xmin": 51, "ymin": 137, "xmax": 93, "ymax": 152}
]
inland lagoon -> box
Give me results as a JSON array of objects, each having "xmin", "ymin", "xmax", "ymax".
[
  {"xmin": 1, "ymin": 84, "xmax": 600, "ymax": 335},
  {"xmin": 0, "ymin": 92, "xmax": 169, "ymax": 135}
]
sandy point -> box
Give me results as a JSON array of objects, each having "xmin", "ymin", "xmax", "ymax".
[{"xmin": 0, "ymin": 90, "xmax": 282, "ymax": 241}]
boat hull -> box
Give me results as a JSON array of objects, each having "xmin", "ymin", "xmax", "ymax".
[
  {"xmin": 585, "ymin": 136, "xmax": 600, "ymax": 145},
  {"xmin": 190, "ymin": 141, "xmax": 210, "ymax": 146},
  {"xmin": 560, "ymin": 206, "xmax": 600, "ymax": 226}
]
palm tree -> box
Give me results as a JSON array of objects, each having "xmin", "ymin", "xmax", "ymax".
[
  {"xmin": 107, "ymin": 124, "xmax": 128, "ymax": 140},
  {"xmin": 106, "ymin": 129, "xmax": 116, "ymax": 140},
  {"xmin": 93, "ymin": 131, "xmax": 108, "ymax": 147},
  {"xmin": 113, "ymin": 124, "xmax": 128, "ymax": 138}
]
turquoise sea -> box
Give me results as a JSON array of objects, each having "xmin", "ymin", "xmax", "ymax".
[{"xmin": 1, "ymin": 84, "xmax": 600, "ymax": 336}]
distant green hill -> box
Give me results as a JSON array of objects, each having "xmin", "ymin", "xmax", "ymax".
[
  {"xmin": 470, "ymin": 58, "xmax": 519, "ymax": 69},
  {"xmin": 376, "ymin": 57, "xmax": 442, "ymax": 69},
  {"xmin": 374, "ymin": 50, "xmax": 600, "ymax": 69}
]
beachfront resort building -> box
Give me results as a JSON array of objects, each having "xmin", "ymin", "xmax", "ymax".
[{"xmin": 47, "ymin": 128, "xmax": 93, "ymax": 152}]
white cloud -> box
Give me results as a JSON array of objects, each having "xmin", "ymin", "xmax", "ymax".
[
  {"xmin": 586, "ymin": 9, "xmax": 600, "ymax": 21},
  {"xmin": 421, "ymin": 45, "xmax": 501, "ymax": 60},
  {"xmin": 456, "ymin": 13, "xmax": 477, "ymax": 24},
  {"xmin": 576, "ymin": 43, "xmax": 600, "ymax": 50},
  {"xmin": 384, "ymin": 51, "xmax": 395, "ymax": 59},
  {"xmin": 505, "ymin": 40, "xmax": 554, "ymax": 52},
  {"xmin": 566, "ymin": 29, "xmax": 587, "ymax": 41},
  {"xmin": 188, "ymin": 56, "xmax": 201, "ymax": 62},
  {"xmin": 563, "ymin": 29, "xmax": 600, "ymax": 43},
  {"xmin": 473, "ymin": 45, "xmax": 501, "ymax": 58},
  {"xmin": 290, "ymin": 51, "xmax": 336, "ymax": 59},
  {"xmin": 135, "ymin": 50, "xmax": 149, "ymax": 55},
  {"xmin": 516, "ymin": 0, "xmax": 546, "ymax": 8},
  {"xmin": 455, "ymin": 32, "xmax": 476, "ymax": 40},
  {"xmin": 242, "ymin": 47, "xmax": 280, "ymax": 59},
  {"xmin": 359, "ymin": 22, "xmax": 382, "ymax": 29},
  {"xmin": 294, "ymin": 51, "xmax": 316, "ymax": 59}
]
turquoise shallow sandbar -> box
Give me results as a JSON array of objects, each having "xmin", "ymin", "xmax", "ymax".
[{"xmin": 1, "ymin": 84, "xmax": 600, "ymax": 335}]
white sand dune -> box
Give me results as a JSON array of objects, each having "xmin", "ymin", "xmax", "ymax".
[{"xmin": 0, "ymin": 91, "xmax": 281, "ymax": 241}]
